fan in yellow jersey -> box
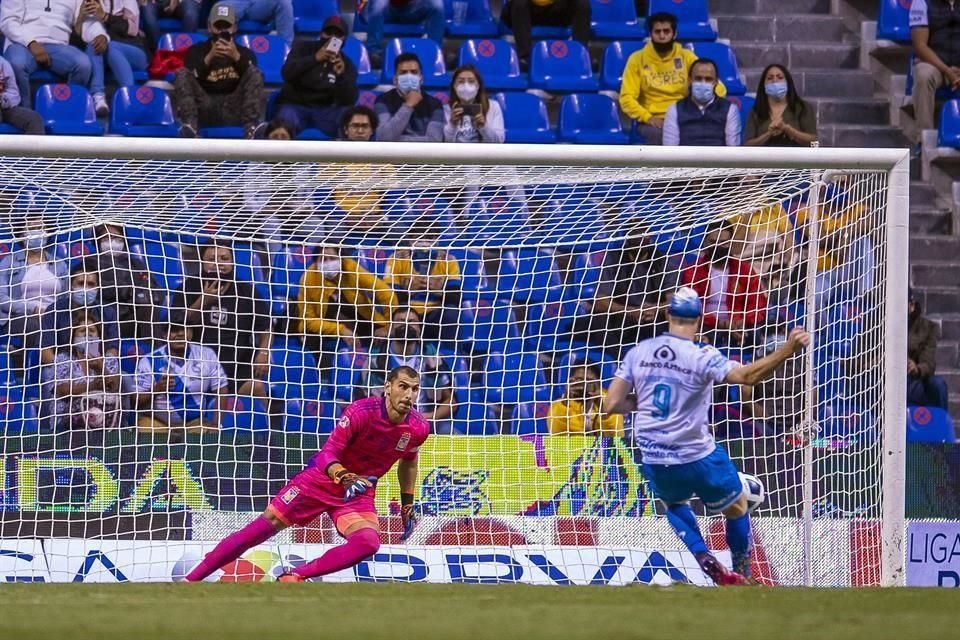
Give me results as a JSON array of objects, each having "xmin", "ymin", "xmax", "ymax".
[{"xmin": 547, "ymin": 363, "xmax": 623, "ymax": 436}]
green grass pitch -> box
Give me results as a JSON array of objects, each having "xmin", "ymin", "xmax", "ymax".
[{"xmin": 2, "ymin": 583, "xmax": 957, "ymax": 640}]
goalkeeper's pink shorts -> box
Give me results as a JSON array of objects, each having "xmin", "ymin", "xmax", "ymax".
[{"xmin": 269, "ymin": 466, "xmax": 377, "ymax": 530}]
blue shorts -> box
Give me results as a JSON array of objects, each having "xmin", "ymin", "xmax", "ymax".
[{"xmin": 642, "ymin": 446, "xmax": 743, "ymax": 512}]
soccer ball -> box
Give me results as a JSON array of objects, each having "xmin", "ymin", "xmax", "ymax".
[{"xmin": 739, "ymin": 472, "xmax": 765, "ymax": 514}]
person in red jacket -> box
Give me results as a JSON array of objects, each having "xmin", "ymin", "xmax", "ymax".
[{"xmin": 682, "ymin": 220, "xmax": 768, "ymax": 346}]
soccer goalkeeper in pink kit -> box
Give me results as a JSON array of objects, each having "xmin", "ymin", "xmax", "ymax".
[{"xmin": 186, "ymin": 366, "xmax": 430, "ymax": 582}]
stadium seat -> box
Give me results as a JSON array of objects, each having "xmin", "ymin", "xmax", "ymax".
[
  {"xmin": 591, "ymin": 0, "xmax": 647, "ymax": 39},
  {"xmin": 130, "ymin": 240, "xmax": 184, "ymax": 291},
  {"xmin": 157, "ymin": 32, "xmax": 206, "ymax": 51},
  {"xmin": 464, "ymin": 190, "xmax": 532, "ymax": 244},
  {"xmin": 356, "ymin": 89, "xmax": 382, "ymax": 108},
  {"xmin": 453, "ymin": 391, "xmax": 497, "ymax": 435},
  {"xmin": 458, "ymin": 39, "xmax": 527, "ymax": 91},
  {"xmin": 685, "ymin": 42, "xmax": 746, "ymax": 95},
  {"xmin": 512, "ymin": 402, "xmax": 551, "ymax": 435},
  {"xmin": 353, "ymin": 6, "xmax": 424, "ymax": 37},
  {"xmin": 199, "ymin": 126, "xmax": 246, "ymax": 138},
  {"xmin": 570, "ymin": 250, "xmax": 606, "ymax": 299},
  {"xmin": 447, "ymin": 249, "xmax": 492, "ymax": 295},
  {"xmin": 270, "ymin": 243, "xmax": 316, "ymax": 302},
  {"xmin": 877, "ymin": 0, "xmax": 912, "ymax": 43},
  {"xmin": 445, "ymin": 0, "xmax": 498, "ymax": 37},
  {"xmin": 284, "ymin": 398, "xmax": 338, "ymax": 433},
  {"xmin": 220, "ymin": 396, "xmax": 270, "ymax": 432},
  {"xmin": 383, "ymin": 192, "xmax": 455, "ymax": 231},
  {"xmin": 34, "ymin": 84, "xmax": 105, "ymax": 136},
  {"xmin": 342, "ymin": 37, "xmax": 380, "ymax": 87},
  {"xmin": 600, "ymin": 40, "xmax": 646, "ymax": 91},
  {"xmin": 484, "ymin": 352, "xmax": 553, "ymax": 404},
  {"xmin": 497, "ymin": 249, "xmax": 564, "ymax": 303},
  {"xmin": 459, "ymin": 297, "xmax": 522, "ymax": 354},
  {"xmin": 938, "ymin": 99, "xmax": 960, "ymax": 148},
  {"xmin": 0, "ymin": 386, "xmax": 39, "ymax": 434},
  {"xmin": 523, "ymin": 299, "xmax": 584, "ymax": 351},
  {"xmin": 494, "ymin": 92, "xmax": 556, "ymax": 143},
  {"xmin": 529, "ymin": 40, "xmax": 599, "ymax": 92},
  {"xmin": 381, "ymin": 38, "xmax": 450, "ymax": 87},
  {"xmin": 233, "ymin": 242, "xmax": 276, "ymax": 309},
  {"xmin": 268, "ymin": 336, "xmax": 322, "ymax": 400},
  {"xmin": 109, "ymin": 86, "xmax": 178, "ymax": 137},
  {"xmin": 237, "ymin": 34, "xmax": 289, "ymax": 85},
  {"xmin": 906, "ymin": 406, "xmax": 958, "ymax": 443},
  {"xmin": 0, "ymin": 123, "xmax": 20, "ymax": 135},
  {"xmin": 647, "ymin": 0, "xmax": 717, "ymax": 41},
  {"xmin": 332, "ymin": 348, "xmax": 369, "ymax": 403},
  {"xmin": 728, "ymin": 94, "xmax": 755, "ymax": 144},
  {"xmin": 555, "ymin": 348, "xmax": 618, "ymax": 387},
  {"xmin": 558, "ymin": 93, "xmax": 628, "ymax": 144},
  {"xmin": 293, "ymin": 0, "xmax": 339, "ymax": 33},
  {"xmin": 119, "ymin": 339, "xmax": 151, "ymax": 376}
]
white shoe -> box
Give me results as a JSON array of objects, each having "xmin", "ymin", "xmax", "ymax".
[{"xmin": 93, "ymin": 93, "xmax": 109, "ymax": 117}]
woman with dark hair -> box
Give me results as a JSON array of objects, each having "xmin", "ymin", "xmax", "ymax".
[
  {"xmin": 744, "ymin": 64, "xmax": 818, "ymax": 147},
  {"xmin": 443, "ymin": 65, "xmax": 504, "ymax": 143}
]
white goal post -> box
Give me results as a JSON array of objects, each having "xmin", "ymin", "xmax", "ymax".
[{"xmin": 0, "ymin": 137, "xmax": 908, "ymax": 587}]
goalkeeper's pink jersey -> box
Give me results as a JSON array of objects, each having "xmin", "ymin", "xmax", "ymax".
[{"xmin": 311, "ymin": 397, "xmax": 430, "ymax": 486}]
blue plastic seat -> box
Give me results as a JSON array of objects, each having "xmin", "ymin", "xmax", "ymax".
[
  {"xmin": 357, "ymin": 89, "xmax": 382, "ymax": 108},
  {"xmin": 512, "ymin": 402, "xmax": 551, "ymax": 435},
  {"xmin": 600, "ymin": 40, "xmax": 645, "ymax": 90},
  {"xmin": 494, "ymin": 92, "xmax": 556, "ymax": 143},
  {"xmin": 353, "ymin": 5, "xmax": 426, "ymax": 36},
  {"xmin": 484, "ymin": 352, "xmax": 553, "ymax": 404},
  {"xmin": 119, "ymin": 339, "xmax": 151, "ymax": 376},
  {"xmin": 447, "ymin": 249, "xmax": 492, "ymax": 295},
  {"xmin": 458, "ymin": 39, "xmax": 527, "ymax": 90},
  {"xmin": 157, "ymin": 32, "xmax": 207, "ymax": 51},
  {"xmin": 555, "ymin": 348, "xmax": 618, "ymax": 386},
  {"xmin": 558, "ymin": 93, "xmax": 628, "ymax": 144},
  {"xmin": 34, "ymin": 84, "xmax": 104, "ymax": 136},
  {"xmin": 524, "ymin": 299, "xmax": 584, "ymax": 351},
  {"xmin": 342, "ymin": 37, "xmax": 380, "ymax": 87},
  {"xmin": 906, "ymin": 405, "xmax": 957, "ymax": 443},
  {"xmin": 497, "ymin": 249, "xmax": 564, "ymax": 303},
  {"xmin": 445, "ymin": 0, "xmax": 498, "ymax": 37},
  {"xmin": 938, "ymin": 99, "xmax": 960, "ymax": 147},
  {"xmin": 268, "ymin": 336, "xmax": 321, "ymax": 399},
  {"xmin": 233, "ymin": 242, "xmax": 275, "ymax": 307},
  {"xmin": 270, "ymin": 244, "xmax": 315, "ymax": 302},
  {"xmin": 109, "ymin": 85, "xmax": 178, "ymax": 137},
  {"xmin": 685, "ymin": 42, "xmax": 746, "ymax": 95},
  {"xmin": 570, "ymin": 250, "xmax": 606, "ymax": 299},
  {"xmin": 383, "ymin": 192, "xmax": 455, "ymax": 230},
  {"xmin": 381, "ymin": 38, "xmax": 450, "ymax": 88},
  {"xmin": 464, "ymin": 190, "xmax": 531, "ymax": 244},
  {"xmin": 0, "ymin": 386, "xmax": 39, "ymax": 434},
  {"xmin": 591, "ymin": 0, "xmax": 647, "ymax": 39},
  {"xmin": 452, "ymin": 391, "xmax": 497, "ymax": 434},
  {"xmin": 529, "ymin": 40, "xmax": 598, "ymax": 92},
  {"xmin": 459, "ymin": 297, "xmax": 522, "ymax": 354},
  {"xmin": 237, "ymin": 34, "xmax": 289, "ymax": 85},
  {"xmin": 131, "ymin": 240, "xmax": 184, "ymax": 291},
  {"xmin": 647, "ymin": 0, "xmax": 717, "ymax": 41},
  {"xmin": 293, "ymin": 0, "xmax": 339, "ymax": 33},
  {"xmin": 220, "ymin": 396, "xmax": 270, "ymax": 432},
  {"xmin": 284, "ymin": 398, "xmax": 338, "ymax": 433},
  {"xmin": 877, "ymin": 0, "xmax": 912, "ymax": 43},
  {"xmin": 199, "ymin": 126, "xmax": 246, "ymax": 138}
]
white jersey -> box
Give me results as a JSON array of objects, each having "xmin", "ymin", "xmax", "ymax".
[{"xmin": 615, "ymin": 333, "xmax": 738, "ymax": 465}]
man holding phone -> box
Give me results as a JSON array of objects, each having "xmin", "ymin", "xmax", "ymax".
[
  {"xmin": 173, "ymin": 2, "xmax": 265, "ymax": 138},
  {"xmin": 274, "ymin": 16, "xmax": 357, "ymax": 139}
]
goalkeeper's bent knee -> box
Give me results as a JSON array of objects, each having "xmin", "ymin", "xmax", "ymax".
[{"xmin": 348, "ymin": 527, "xmax": 381, "ymax": 557}]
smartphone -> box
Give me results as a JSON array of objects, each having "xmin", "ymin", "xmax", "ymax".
[
  {"xmin": 325, "ymin": 36, "xmax": 343, "ymax": 55},
  {"xmin": 461, "ymin": 103, "xmax": 481, "ymax": 117}
]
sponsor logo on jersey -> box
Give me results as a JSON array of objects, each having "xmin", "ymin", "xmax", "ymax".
[
  {"xmin": 654, "ymin": 345, "xmax": 676, "ymax": 362},
  {"xmin": 396, "ymin": 432, "xmax": 411, "ymax": 451},
  {"xmin": 280, "ymin": 486, "xmax": 300, "ymax": 505},
  {"xmin": 338, "ymin": 415, "xmax": 350, "ymax": 429},
  {"xmin": 673, "ymin": 57, "xmax": 682, "ymax": 69}
]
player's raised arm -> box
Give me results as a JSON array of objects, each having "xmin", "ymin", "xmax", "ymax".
[
  {"xmin": 725, "ymin": 327, "xmax": 811, "ymax": 387},
  {"xmin": 315, "ymin": 407, "xmax": 375, "ymax": 500}
]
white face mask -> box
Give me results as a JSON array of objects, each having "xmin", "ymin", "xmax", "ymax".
[
  {"xmin": 455, "ymin": 81, "xmax": 479, "ymax": 103},
  {"xmin": 100, "ymin": 238, "xmax": 125, "ymax": 253},
  {"xmin": 319, "ymin": 258, "xmax": 341, "ymax": 277},
  {"xmin": 73, "ymin": 335, "xmax": 100, "ymax": 357}
]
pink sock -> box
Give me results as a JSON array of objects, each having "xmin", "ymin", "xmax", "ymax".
[
  {"xmin": 185, "ymin": 516, "xmax": 278, "ymax": 582},
  {"xmin": 293, "ymin": 528, "xmax": 381, "ymax": 580}
]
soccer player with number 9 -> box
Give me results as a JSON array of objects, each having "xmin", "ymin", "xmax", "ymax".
[{"xmin": 604, "ymin": 287, "xmax": 810, "ymax": 585}]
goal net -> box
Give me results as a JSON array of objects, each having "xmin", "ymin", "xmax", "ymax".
[{"xmin": 0, "ymin": 139, "xmax": 907, "ymax": 587}]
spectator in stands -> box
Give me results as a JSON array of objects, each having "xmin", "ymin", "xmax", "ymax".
[
  {"xmin": 663, "ymin": 58, "xmax": 740, "ymax": 147},
  {"xmin": 730, "ymin": 198, "xmax": 798, "ymax": 322},
  {"xmin": 42, "ymin": 308, "xmax": 122, "ymax": 432},
  {"xmin": 0, "ymin": 0, "xmax": 102, "ymax": 108},
  {"xmin": 573, "ymin": 235, "xmax": 675, "ymax": 359},
  {"xmin": 908, "ymin": 288, "xmax": 949, "ymax": 409},
  {"xmin": 619, "ymin": 12, "xmax": 726, "ymax": 145},
  {"xmin": 501, "ymin": 0, "xmax": 591, "ymax": 71},
  {"xmin": 94, "ymin": 224, "xmax": 159, "ymax": 341},
  {"xmin": 547, "ymin": 363, "xmax": 623, "ymax": 436},
  {"xmin": 173, "ymin": 239, "xmax": 272, "ymax": 400},
  {"xmin": 363, "ymin": 0, "xmax": 444, "ymax": 69},
  {"xmin": 219, "ymin": 0, "xmax": 294, "ymax": 45},
  {"xmin": 298, "ymin": 245, "xmax": 397, "ymax": 355},
  {"xmin": 443, "ymin": 65, "xmax": 505, "ymax": 143},
  {"xmin": 0, "ymin": 55, "xmax": 45, "ymax": 134},
  {"xmin": 359, "ymin": 306, "xmax": 456, "ymax": 433},
  {"xmin": 338, "ymin": 104, "xmax": 378, "ymax": 141},
  {"xmin": 745, "ymin": 64, "xmax": 817, "ymax": 147},
  {"xmin": 141, "ymin": 0, "xmax": 204, "ymax": 50},
  {"xmin": 374, "ymin": 53, "xmax": 443, "ymax": 142},
  {"xmin": 910, "ymin": 0, "xmax": 960, "ymax": 150},
  {"xmin": 385, "ymin": 241, "xmax": 462, "ymax": 341},
  {"xmin": 173, "ymin": 3, "xmax": 265, "ymax": 139},
  {"xmin": 681, "ymin": 220, "xmax": 767, "ymax": 346},
  {"xmin": 84, "ymin": 0, "xmax": 150, "ymax": 117},
  {"xmin": 264, "ymin": 119, "xmax": 293, "ymax": 139},
  {"xmin": 136, "ymin": 311, "xmax": 229, "ymax": 432},
  {"xmin": 743, "ymin": 333, "xmax": 803, "ymax": 437},
  {"xmin": 275, "ymin": 16, "xmax": 357, "ymax": 140},
  {"xmin": 39, "ymin": 258, "xmax": 121, "ymax": 367}
]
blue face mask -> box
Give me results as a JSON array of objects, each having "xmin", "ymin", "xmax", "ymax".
[
  {"xmin": 24, "ymin": 234, "xmax": 44, "ymax": 250},
  {"xmin": 690, "ymin": 81, "xmax": 715, "ymax": 104},
  {"xmin": 71, "ymin": 287, "xmax": 98, "ymax": 307},
  {"xmin": 765, "ymin": 81, "xmax": 788, "ymax": 100},
  {"xmin": 397, "ymin": 72, "xmax": 421, "ymax": 94}
]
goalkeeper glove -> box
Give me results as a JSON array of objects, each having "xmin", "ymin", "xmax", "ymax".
[
  {"xmin": 336, "ymin": 471, "xmax": 377, "ymax": 502},
  {"xmin": 399, "ymin": 492, "xmax": 417, "ymax": 541}
]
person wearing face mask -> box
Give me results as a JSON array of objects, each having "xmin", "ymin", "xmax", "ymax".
[
  {"xmin": 174, "ymin": 3, "xmax": 265, "ymax": 139},
  {"xmin": 681, "ymin": 220, "xmax": 767, "ymax": 346},
  {"xmin": 662, "ymin": 58, "xmax": 740, "ymax": 147},
  {"xmin": 42, "ymin": 309, "xmax": 122, "ymax": 432},
  {"xmin": 385, "ymin": 240, "xmax": 462, "ymax": 342},
  {"xmin": 359, "ymin": 307, "xmax": 456, "ymax": 433},
  {"xmin": 173, "ymin": 240, "xmax": 272, "ymax": 401},
  {"xmin": 39, "ymin": 259, "xmax": 122, "ymax": 367},
  {"xmin": 92, "ymin": 224, "xmax": 159, "ymax": 341},
  {"xmin": 745, "ymin": 64, "xmax": 817, "ymax": 147},
  {"xmin": 298, "ymin": 246, "xmax": 397, "ymax": 358},
  {"xmin": 442, "ymin": 65, "xmax": 504, "ymax": 143},
  {"xmin": 374, "ymin": 53, "xmax": 444, "ymax": 142},
  {"xmin": 547, "ymin": 364, "xmax": 623, "ymax": 436},
  {"xmin": 274, "ymin": 16, "xmax": 357, "ymax": 140},
  {"xmin": 619, "ymin": 13, "xmax": 726, "ymax": 145}
]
